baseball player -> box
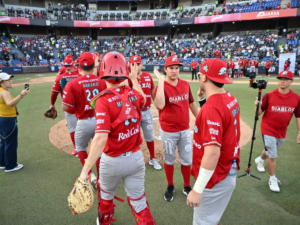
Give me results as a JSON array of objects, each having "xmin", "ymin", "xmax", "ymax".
[
  {"xmin": 190, "ymin": 59, "xmax": 199, "ymax": 81},
  {"xmin": 254, "ymin": 70, "xmax": 300, "ymax": 192},
  {"xmin": 74, "ymin": 51, "xmax": 156, "ymax": 224},
  {"xmin": 226, "ymin": 59, "xmax": 232, "ymax": 77},
  {"xmin": 264, "ymin": 59, "xmax": 272, "ymax": 77},
  {"xmin": 242, "ymin": 57, "xmax": 249, "ymax": 77},
  {"xmin": 187, "ymin": 58, "xmax": 240, "ymax": 225},
  {"xmin": 73, "ymin": 58, "xmax": 82, "ymax": 74},
  {"xmin": 128, "ymin": 55, "xmax": 162, "ymax": 170},
  {"xmin": 57, "ymin": 54, "xmax": 73, "ymax": 76},
  {"xmin": 238, "ymin": 58, "xmax": 244, "ymax": 78},
  {"xmin": 255, "ymin": 58, "xmax": 259, "ymax": 76},
  {"xmin": 284, "ymin": 60, "xmax": 290, "ymax": 71},
  {"xmin": 249, "ymin": 58, "xmax": 256, "ymax": 73},
  {"xmin": 62, "ymin": 52, "xmax": 106, "ymax": 183},
  {"xmin": 50, "ymin": 57, "xmax": 81, "ymax": 156},
  {"xmin": 153, "ymin": 56, "xmax": 199, "ymax": 201}
]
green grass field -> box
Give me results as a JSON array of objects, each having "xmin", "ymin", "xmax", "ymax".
[{"xmin": 0, "ymin": 73, "xmax": 299, "ymax": 225}]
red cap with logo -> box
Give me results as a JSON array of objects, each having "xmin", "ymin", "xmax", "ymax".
[
  {"xmin": 66, "ymin": 54, "xmax": 73, "ymax": 59},
  {"xmin": 164, "ymin": 56, "xmax": 182, "ymax": 67},
  {"xmin": 277, "ymin": 70, "xmax": 294, "ymax": 81},
  {"xmin": 63, "ymin": 58, "xmax": 74, "ymax": 67},
  {"xmin": 74, "ymin": 58, "xmax": 80, "ymax": 65},
  {"xmin": 79, "ymin": 52, "xmax": 95, "ymax": 67},
  {"xmin": 199, "ymin": 58, "xmax": 233, "ymax": 84},
  {"xmin": 129, "ymin": 55, "xmax": 142, "ymax": 63}
]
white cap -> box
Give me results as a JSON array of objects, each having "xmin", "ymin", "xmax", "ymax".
[{"xmin": 0, "ymin": 73, "xmax": 14, "ymax": 81}]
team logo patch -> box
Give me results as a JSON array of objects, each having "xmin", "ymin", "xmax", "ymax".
[
  {"xmin": 282, "ymin": 71, "xmax": 288, "ymax": 75},
  {"xmin": 172, "ymin": 57, "xmax": 178, "ymax": 62},
  {"xmin": 125, "ymin": 120, "xmax": 130, "ymax": 126},
  {"xmin": 203, "ymin": 64, "xmax": 209, "ymax": 72},
  {"xmin": 194, "ymin": 125, "xmax": 198, "ymax": 133},
  {"xmin": 218, "ymin": 67, "xmax": 227, "ymax": 76},
  {"xmin": 133, "ymin": 57, "xmax": 138, "ymax": 61}
]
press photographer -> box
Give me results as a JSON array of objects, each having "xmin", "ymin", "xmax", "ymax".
[
  {"xmin": 0, "ymin": 73, "xmax": 30, "ymax": 172},
  {"xmin": 253, "ymin": 71, "xmax": 300, "ymax": 192}
]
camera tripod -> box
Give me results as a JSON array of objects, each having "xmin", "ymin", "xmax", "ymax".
[{"xmin": 238, "ymin": 89, "xmax": 262, "ymax": 180}]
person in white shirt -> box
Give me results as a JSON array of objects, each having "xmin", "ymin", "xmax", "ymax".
[{"xmin": 233, "ymin": 58, "xmax": 239, "ymax": 78}]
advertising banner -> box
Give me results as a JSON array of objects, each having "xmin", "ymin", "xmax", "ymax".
[
  {"xmin": 155, "ymin": 17, "xmax": 194, "ymax": 27},
  {"xmin": 241, "ymin": 8, "xmax": 297, "ymax": 21},
  {"xmin": 0, "ymin": 16, "xmax": 30, "ymax": 25},
  {"xmin": 0, "ymin": 67, "xmax": 23, "ymax": 74},
  {"xmin": 195, "ymin": 13, "xmax": 241, "ymax": 24},
  {"xmin": 74, "ymin": 20, "xmax": 154, "ymax": 28}
]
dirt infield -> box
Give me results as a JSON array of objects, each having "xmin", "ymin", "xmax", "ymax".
[{"xmin": 49, "ymin": 105, "xmax": 252, "ymax": 164}]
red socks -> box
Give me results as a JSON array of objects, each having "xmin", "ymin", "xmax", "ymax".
[
  {"xmin": 77, "ymin": 151, "xmax": 88, "ymax": 166},
  {"xmin": 181, "ymin": 165, "xmax": 191, "ymax": 187},
  {"xmin": 146, "ymin": 141, "xmax": 155, "ymax": 159},
  {"xmin": 164, "ymin": 163, "xmax": 174, "ymax": 186},
  {"xmin": 70, "ymin": 132, "xmax": 75, "ymax": 147}
]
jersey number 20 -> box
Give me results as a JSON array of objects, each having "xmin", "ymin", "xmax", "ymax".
[{"xmin": 86, "ymin": 89, "xmax": 99, "ymax": 101}]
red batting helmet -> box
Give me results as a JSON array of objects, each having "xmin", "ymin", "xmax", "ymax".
[{"xmin": 99, "ymin": 51, "xmax": 128, "ymax": 84}]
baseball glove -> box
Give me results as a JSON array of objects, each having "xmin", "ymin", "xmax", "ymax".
[
  {"xmin": 44, "ymin": 108, "xmax": 57, "ymax": 119},
  {"xmin": 68, "ymin": 177, "xmax": 94, "ymax": 216}
]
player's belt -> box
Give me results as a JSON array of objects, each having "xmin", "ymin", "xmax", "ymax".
[
  {"xmin": 121, "ymin": 145, "xmax": 140, "ymax": 157},
  {"xmin": 78, "ymin": 116, "xmax": 95, "ymax": 120},
  {"xmin": 141, "ymin": 106, "xmax": 150, "ymax": 112}
]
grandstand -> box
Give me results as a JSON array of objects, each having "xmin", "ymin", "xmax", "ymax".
[{"xmin": 0, "ymin": 0, "xmax": 298, "ymax": 75}]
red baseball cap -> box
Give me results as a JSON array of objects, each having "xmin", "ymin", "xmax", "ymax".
[
  {"xmin": 63, "ymin": 58, "xmax": 74, "ymax": 67},
  {"xmin": 277, "ymin": 70, "xmax": 294, "ymax": 81},
  {"xmin": 129, "ymin": 55, "xmax": 142, "ymax": 64},
  {"xmin": 66, "ymin": 54, "xmax": 73, "ymax": 59},
  {"xmin": 79, "ymin": 52, "xmax": 95, "ymax": 67},
  {"xmin": 164, "ymin": 56, "xmax": 182, "ymax": 68},
  {"xmin": 93, "ymin": 52, "xmax": 99, "ymax": 57},
  {"xmin": 74, "ymin": 58, "xmax": 80, "ymax": 65},
  {"xmin": 199, "ymin": 58, "xmax": 233, "ymax": 84}
]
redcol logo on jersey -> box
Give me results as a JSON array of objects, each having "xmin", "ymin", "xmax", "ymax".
[
  {"xmin": 209, "ymin": 128, "xmax": 219, "ymax": 135},
  {"xmin": 169, "ymin": 94, "xmax": 189, "ymax": 103},
  {"xmin": 207, "ymin": 120, "xmax": 220, "ymax": 127},
  {"xmin": 193, "ymin": 140, "xmax": 201, "ymax": 149},
  {"xmin": 118, "ymin": 126, "xmax": 140, "ymax": 141},
  {"xmin": 271, "ymin": 106, "xmax": 295, "ymax": 113}
]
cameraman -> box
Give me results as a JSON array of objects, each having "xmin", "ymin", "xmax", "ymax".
[
  {"xmin": 254, "ymin": 71, "xmax": 300, "ymax": 192},
  {"xmin": 0, "ymin": 73, "xmax": 30, "ymax": 172}
]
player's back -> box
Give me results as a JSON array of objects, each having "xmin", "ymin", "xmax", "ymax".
[{"xmin": 65, "ymin": 74, "xmax": 106, "ymax": 119}]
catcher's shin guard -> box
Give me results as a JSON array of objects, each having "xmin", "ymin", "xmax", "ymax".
[
  {"xmin": 127, "ymin": 194, "xmax": 156, "ymax": 225},
  {"xmin": 97, "ymin": 199, "xmax": 116, "ymax": 225}
]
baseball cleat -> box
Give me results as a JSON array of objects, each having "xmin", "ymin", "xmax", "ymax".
[
  {"xmin": 164, "ymin": 185, "xmax": 174, "ymax": 202},
  {"xmin": 149, "ymin": 158, "xmax": 162, "ymax": 170},
  {"xmin": 269, "ymin": 177, "xmax": 281, "ymax": 192},
  {"xmin": 255, "ymin": 157, "xmax": 265, "ymax": 172},
  {"xmin": 71, "ymin": 149, "xmax": 77, "ymax": 156},
  {"xmin": 183, "ymin": 186, "xmax": 192, "ymax": 196},
  {"xmin": 5, "ymin": 164, "xmax": 23, "ymax": 173}
]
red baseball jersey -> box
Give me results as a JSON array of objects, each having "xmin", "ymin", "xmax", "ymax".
[
  {"xmin": 62, "ymin": 75, "xmax": 107, "ymax": 119},
  {"xmin": 73, "ymin": 66, "xmax": 82, "ymax": 73},
  {"xmin": 192, "ymin": 92, "xmax": 241, "ymax": 188},
  {"xmin": 230, "ymin": 61, "xmax": 235, "ymax": 69},
  {"xmin": 284, "ymin": 62, "xmax": 289, "ymax": 70},
  {"xmin": 153, "ymin": 79, "xmax": 194, "ymax": 132},
  {"xmin": 243, "ymin": 60, "xmax": 248, "ymax": 68},
  {"xmin": 255, "ymin": 61, "xmax": 259, "ymax": 68},
  {"xmin": 57, "ymin": 66, "xmax": 66, "ymax": 75},
  {"xmin": 128, "ymin": 72, "xmax": 155, "ymax": 108},
  {"xmin": 191, "ymin": 62, "xmax": 198, "ymax": 70},
  {"xmin": 238, "ymin": 60, "xmax": 243, "ymax": 67},
  {"xmin": 94, "ymin": 87, "xmax": 145, "ymax": 157},
  {"xmin": 52, "ymin": 71, "xmax": 81, "ymax": 114},
  {"xmin": 261, "ymin": 89, "xmax": 300, "ymax": 139},
  {"xmin": 250, "ymin": 60, "xmax": 255, "ymax": 66},
  {"xmin": 265, "ymin": 62, "xmax": 272, "ymax": 69}
]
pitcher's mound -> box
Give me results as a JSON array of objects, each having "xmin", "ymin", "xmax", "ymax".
[{"xmin": 49, "ymin": 105, "xmax": 252, "ymax": 165}]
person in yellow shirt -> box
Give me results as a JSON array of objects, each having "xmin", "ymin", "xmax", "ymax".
[{"xmin": 0, "ymin": 73, "xmax": 30, "ymax": 172}]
